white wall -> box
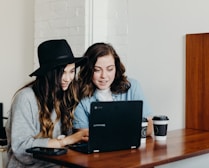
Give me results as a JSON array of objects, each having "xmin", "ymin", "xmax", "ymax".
[
  {"xmin": 0, "ymin": 0, "xmax": 34, "ymax": 117},
  {"xmin": 92, "ymin": 0, "xmax": 129, "ymax": 65},
  {"xmin": 126, "ymin": 0, "xmax": 209, "ymax": 130},
  {"xmin": 34, "ymin": 0, "xmax": 88, "ymax": 71},
  {"xmin": 93, "ymin": 0, "xmax": 209, "ymax": 131}
]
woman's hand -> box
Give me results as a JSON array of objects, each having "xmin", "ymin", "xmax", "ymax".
[
  {"xmin": 48, "ymin": 129, "xmax": 89, "ymax": 148},
  {"xmin": 146, "ymin": 117, "xmax": 153, "ymax": 136},
  {"xmin": 67, "ymin": 129, "xmax": 89, "ymax": 144}
]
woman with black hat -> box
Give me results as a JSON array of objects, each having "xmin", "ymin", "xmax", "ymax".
[{"xmin": 5, "ymin": 39, "xmax": 88, "ymax": 167}]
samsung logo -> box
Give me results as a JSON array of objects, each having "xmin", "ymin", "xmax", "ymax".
[{"xmin": 93, "ymin": 124, "xmax": 106, "ymax": 127}]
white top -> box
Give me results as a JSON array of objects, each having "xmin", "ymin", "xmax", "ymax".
[{"xmin": 96, "ymin": 88, "xmax": 113, "ymax": 101}]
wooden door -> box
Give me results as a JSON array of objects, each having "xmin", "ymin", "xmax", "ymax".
[{"xmin": 186, "ymin": 33, "xmax": 209, "ymax": 130}]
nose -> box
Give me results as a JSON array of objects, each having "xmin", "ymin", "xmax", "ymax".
[
  {"xmin": 63, "ymin": 73, "xmax": 73, "ymax": 82},
  {"xmin": 101, "ymin": 70, "xmax": 107, "ymax": 78},
  {"xmin": 63, "ymin": 74, "xmax": 68, "ymax": 82}
]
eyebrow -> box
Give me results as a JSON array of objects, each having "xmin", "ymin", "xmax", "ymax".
[
  {"xmin": 94, "ymin": 65, "xmax": 115, "ymax": 68},
  {"xmin": 64, "ymin": 67, "xmax": 75, "ymax": 72}
]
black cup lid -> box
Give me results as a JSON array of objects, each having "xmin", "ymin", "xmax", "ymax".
[
  {"xmin": 142, "ymin": 117, "xmax": 148, "ymax": 122},
  {"xmin": 152, "ymin": 115, "xmax": 169, "ymax": 120}
]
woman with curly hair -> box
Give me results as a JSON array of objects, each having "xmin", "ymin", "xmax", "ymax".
[
  {"xmin": 6, "ymin": 39, "xmax": 88, "ymax": 167},
  {"xmin": 73, "ymin": 42, "xmax": 153, "ymax": 136}
]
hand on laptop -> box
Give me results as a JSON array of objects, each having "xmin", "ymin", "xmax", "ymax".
[
  {"xmin": 79, "ymin": 129, "xmax": 89, "ymax": 142},
  {"xmin": 65, "ymin": 129, "xmax": 89, "ymax": 145},
  {"xmin": 48, "ymin": 129, "xmax": 89, "ymax": 148},
  {"xmin": 47, "ymin": 129, "xmax": 89, "ymax": 148}
]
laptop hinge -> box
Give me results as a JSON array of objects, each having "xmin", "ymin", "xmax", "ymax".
[
  {"xmin": 93, "ymin": 149, "xmax": 100, "ymax": 153},
  {"xmin": 131, "ymin": 146, "xmax": 137, "ymax": 149}
]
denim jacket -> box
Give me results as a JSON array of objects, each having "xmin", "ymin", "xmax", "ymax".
[{"xmin": 73, "ymin": 78, "xmax": 152, "ymax": 129}]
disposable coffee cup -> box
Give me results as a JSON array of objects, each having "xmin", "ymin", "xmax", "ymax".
[
  {"xmin": 152, "ymin": 115, "xmax": 169, "ymax": 141},
  {"xmin": 141, "ymin": 117, "xmax": 148, "ymax": 143}
]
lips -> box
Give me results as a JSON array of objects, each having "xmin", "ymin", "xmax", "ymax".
[
  {"xmin": 98, "ymin": 80, "xmax": 108, "ymax": 85},
  {"xmin": 62, "ymin": 83, "xmax": 69, "ymax": 88}
]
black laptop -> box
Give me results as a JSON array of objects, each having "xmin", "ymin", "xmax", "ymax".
[{"xmin": 69, "ymin": 100, "xmax": 143, "ymax": 153}]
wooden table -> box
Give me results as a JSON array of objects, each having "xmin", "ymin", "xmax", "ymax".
[{"xmin": 34, "ymin": 129, "xmax": 209, "ymax": 168}]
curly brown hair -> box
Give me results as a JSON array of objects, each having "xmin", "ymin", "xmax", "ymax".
[{"xmin": 78, "ymin": 42, "xmax": 130, "ymax": 99}]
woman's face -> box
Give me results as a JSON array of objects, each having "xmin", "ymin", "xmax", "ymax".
[
  {"xmin": 92, "ymin": 54, "xmax": 116, "ymax": 90},
  {"xmin": 61, "ymin": 63, "xmax": 75, "ymax": 91}
]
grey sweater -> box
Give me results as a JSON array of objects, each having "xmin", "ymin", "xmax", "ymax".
[{"xmin": 5, "ymin": 87, "xmax": 63, "ymax": 168}]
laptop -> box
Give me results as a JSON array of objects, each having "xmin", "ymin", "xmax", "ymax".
[{"xmin": 69, "ymin": 100, "xmax": 143, "ymax": 153}]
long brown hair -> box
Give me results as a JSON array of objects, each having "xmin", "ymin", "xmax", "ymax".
[
  {"xmin": 78, "ymin": 42, "xmax": 130, "ymax": 99},
  {"xmin": 15, "ymin": 65, "xmax": 78, "ymax": 138}
]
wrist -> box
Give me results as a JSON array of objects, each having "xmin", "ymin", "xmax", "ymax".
[
  {"xmin": 57, "ymin": 135, "xmax": 66, "ymax": 147},
  {"xmin": 57, "ymin": 139, "xmax": 66, "ymax": 147}
]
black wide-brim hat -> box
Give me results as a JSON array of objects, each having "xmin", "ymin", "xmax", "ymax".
[{"xmin": 29, "ymin": 39, "xmax": 86, "ymax": 77}]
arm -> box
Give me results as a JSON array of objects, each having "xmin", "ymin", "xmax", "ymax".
[
  {"xmin": 73, "ymin": 100, "xmax": 90, "ymax": 129},
  {"xmin": 129, "ymin": 78, "xmax": 153, "ymax": 136},
  {"xmin": 8, "ymin": 89, "xmax": 49, "ymax": 165},
  {"xmin": 48, "ymin": 99, "xmax": 91, "ymax": 147},
  {"xmin": 10, "ymin": 89, "xmax": 88, "ymax": 151},
  {"xmin": 48, "ymin": 129, "xmax": 89, "ymax": 147},
  {"xmin": 146, "ymin": 117, "xmax": 153, "ymax": 136}
]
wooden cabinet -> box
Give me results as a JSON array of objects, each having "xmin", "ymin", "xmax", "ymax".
[{"xmin": 186, "ymin": 33, "xmax": 209, "ymax": 131}]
